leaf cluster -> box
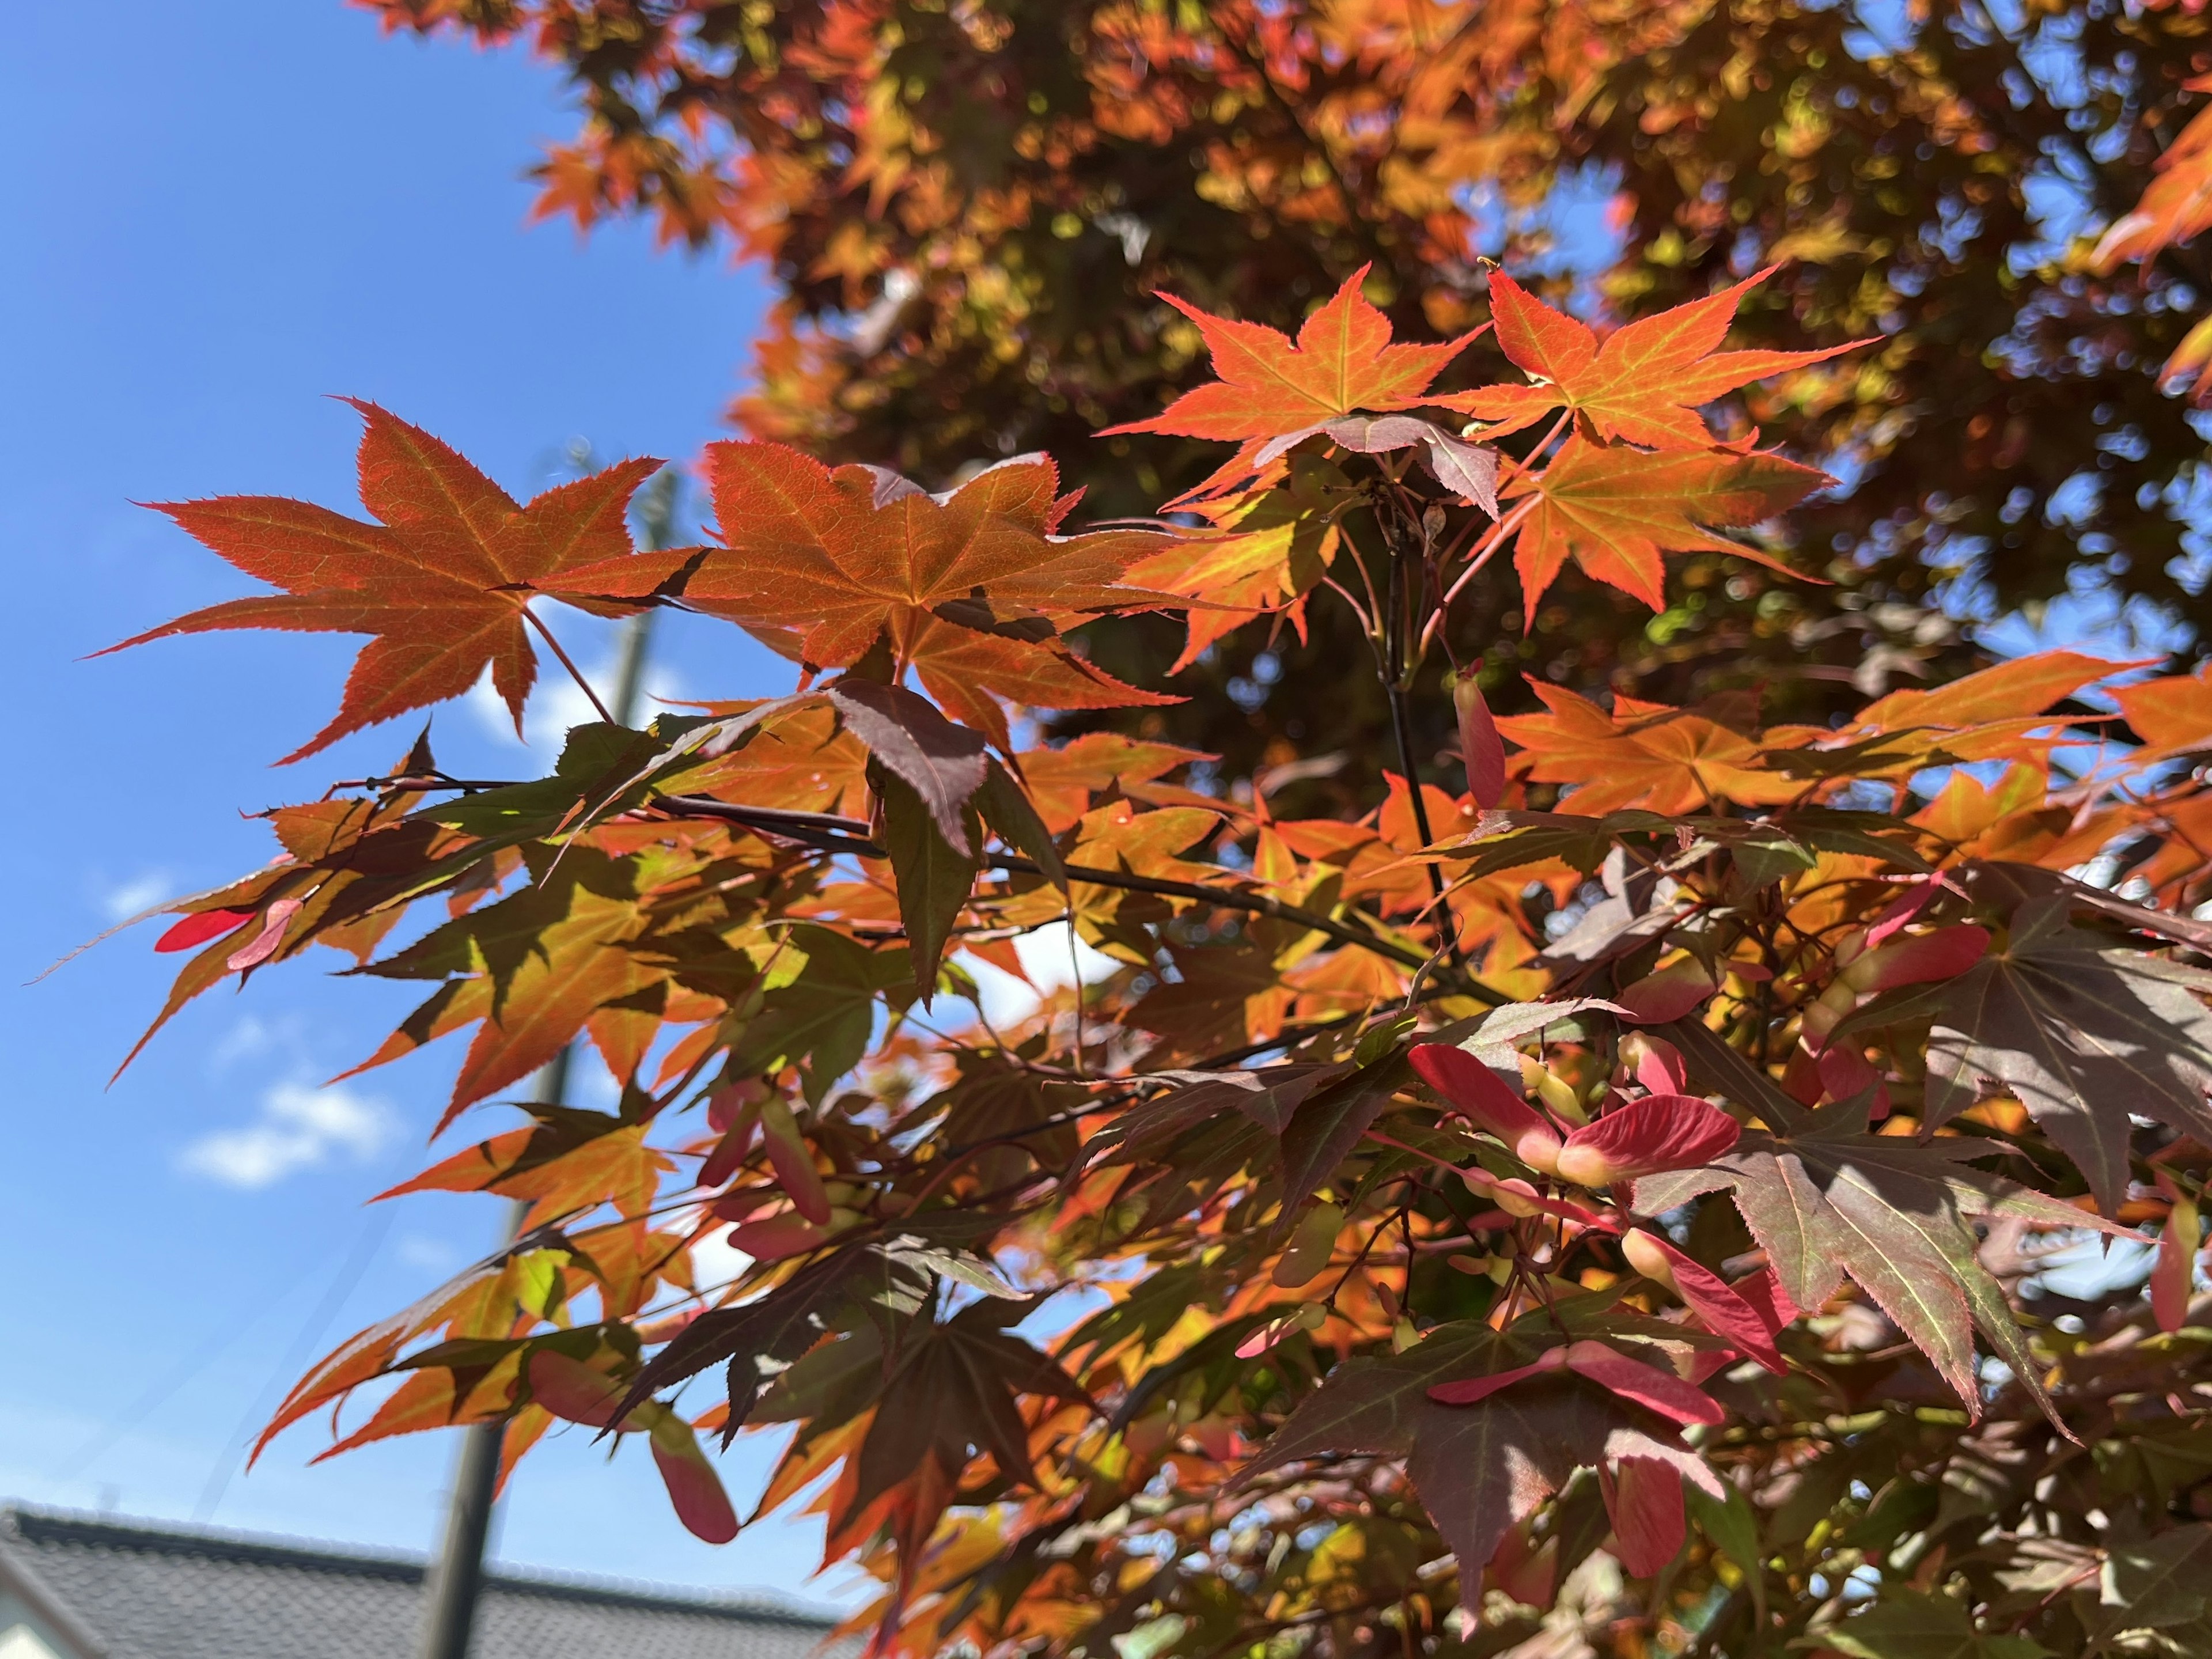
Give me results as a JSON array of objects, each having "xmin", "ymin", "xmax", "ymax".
[{"xmin": 105, "ymin": 264, "xmax": 2212, "ymax": 1658}]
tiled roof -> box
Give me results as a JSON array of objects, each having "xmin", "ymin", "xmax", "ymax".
[{"xmin": 0, "ymin": 1506, "xmax": 847, "ymax": 1659}]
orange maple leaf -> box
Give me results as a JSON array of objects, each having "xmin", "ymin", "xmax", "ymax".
[
  {"xmin": 2094, "ymin": 78, "xmax": 2212, "ymax": 271},
  {"xmin": 1496, "ymin": 684, "xmax": 1804, "ymax": 816},
  {"xmin": 1441, "ymin": 269, "xmax": 1869, "ymax": 449},
  {"xmin": 109, "ymin": 400, "xmax": 661, "ymax": 762},
  {"xmin": 1100, "ymin": 264, "xmax": 1484, "ymax": 442},
  {"xmin": 1506, "ymin": 436, "xmax": 1829, "ymax": 611},
  {"xmin": 547, "ymin": 443, "xmax": 1176, "ymax": 746}
]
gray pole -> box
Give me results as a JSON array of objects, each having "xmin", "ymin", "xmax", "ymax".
[{"xmin": 414, "ymin": 465, "xmax": 675, "ymax": 1659}]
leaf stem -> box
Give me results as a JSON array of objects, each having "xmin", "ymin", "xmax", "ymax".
[
  {"xmin": 1377, "ymin": 494, "xmax": 1463, "ymax": 961},
  {"xmin": 521, "ymin": 605, "xmax": 616, "ymax": 726},
  {"xmin": 1421, "ymin": 497, "xmax": 1537, "ymax": 654}
]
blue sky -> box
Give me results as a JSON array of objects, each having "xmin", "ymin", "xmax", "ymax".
[{"xmin": 0, "ymin": 0, "xmax": 872, "ymax": 1607}]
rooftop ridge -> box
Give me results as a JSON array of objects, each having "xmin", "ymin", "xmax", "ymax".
[{"xmin": 0, "ymin": 1503, "xmax": 839, "ymax": 1629}]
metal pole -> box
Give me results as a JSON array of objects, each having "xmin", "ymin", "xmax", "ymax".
[{"xmin": 415, "ymin": 467, "xmax": 675, "ymax": 1659}]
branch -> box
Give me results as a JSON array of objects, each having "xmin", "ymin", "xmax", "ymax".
[{"xmin": 646, "ymin": 792, "xmax": 1500, "ymax": 995}]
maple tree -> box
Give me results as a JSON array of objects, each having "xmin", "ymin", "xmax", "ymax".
[
  {"xmin": 102, "ymin": 251, "xmax": 2212, "ymax": 1657},
  {"xmin": 350, "ymin": 0, "xmax": 2212, "ymax": 802}
]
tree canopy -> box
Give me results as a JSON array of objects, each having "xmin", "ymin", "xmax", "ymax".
[
  {"xmin": 363, "ymin": 0, "xmax": 2212, "ymax": 772},
  {"xmin": 105, "ymin": 226, "xmax": 2212, "ymax": 1653}
]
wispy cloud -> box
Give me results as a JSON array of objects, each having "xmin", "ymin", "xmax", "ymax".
[
  {"xmin": 397, "ymin": 1233, "xmax": 460, "ymax": 1274},
  {"xmin": 179, "ymin": 1080, "xmax": 393, "ymax": 1190},
  {"xmin": 98, "ymin": 871, "xmax": 172, "ymax": 922},
  {"xmin": 210, "ymin": 1013, "xmax": 293, "ymax": 1070},
  {"xmin": 467, "ymin": 650, "xmax": 685, "ymax": 751}
]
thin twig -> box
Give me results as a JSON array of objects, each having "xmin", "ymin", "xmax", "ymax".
[
  {"xmin": 643, "ymin": 793, "xmax": 1475, "ymax": 986},
  {"xmin": 1421, "ymin": 496, "xmax": 1537, "ymax": 652},
  {"xmin": 520, "ymin": 606, "xmax": 616, "ymax": 726}
]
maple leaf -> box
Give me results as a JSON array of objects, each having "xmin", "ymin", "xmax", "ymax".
[
  {"xmin": 377, "ymin": 1105, "xmax": 673, "ymax": 1229},
  {"xmin": 1128, "ymin": 935, "xmax": 1308, "ymax": 1056},
  {"xmin": 1122, "ymin": 449, "xmax": 1350, "ymax": 669},
  {"xmin": 840, "ymin": 1301, "xmax": 1089, "ymax": 1518},
  {"xmin": 544, "ymin": 444, "xmax": 1173, "ymax": 736},
  {"xmin": 828, "ymin": 680, "xmax": 988, "ymax": 854},
  {"xmin": 725, "ymin": 925, "xmax": 915, "ymax": 1103},
  {"xmin": 1634, "ymin": 1096, "xmax": 2125, "ymax": 1423},
  {"xmin": 2114, "ymin": 662, "xmax": 2212, "ymax": 756},
  {"xmin": 1494, "ymin": 683, "xmax": 1804, "ymax": 815},
  {"xmin": 1238, "ymin": 1315, "xmax": 1721, "ymax": 1572},
  {"xmin": 1100, "ymin": 264, "xmax": 1483, "ymax": 442},
  {"xmin": 1925, "ymin": 895, "xmax": 2212, "ymax": 1214},
  {"xmin": 620, "ymin": 1248, "xmax": 904, "ymax": 1437},
  {"xmin": 1440, "ymin": 268, "xmax": 1869, "ymax": 449},
  {"xmin": 2094, "ymin": 86, "xmax": 2212, "ymax": 272},
  {"xmin": 351, "ymin": 849, "xmax": 664, "ymax": 1129},
  {"xmin": 253, "ymin": 1226, "xmax": 593, "ymax": 1459},
  {"xmin": 108, "ymin": 400, "xmax": 661, "ymax": 761},
  {"xmin": 1013, "ymin": 733, "xmax": 1213, "ymax": 834},
  {"xmin": 1504, "ymin": 435, "xmax": 1828, "ymax": 611},
  {"xmin": 1811, "ymin": 1589, "xmax": 2052, "ymax": 1658}
]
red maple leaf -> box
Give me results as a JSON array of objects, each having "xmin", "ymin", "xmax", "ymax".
[
  {"xmin": 547, "ymin": 443, "xmax": 1176, "ymax": 747},
  {"xmin": 1441, "ymin": 269, "xmax": 1869, "ymax": 449},
  {"xmin": 108, "ymin": 400, "xmax": 661, "ymax": 761},
  {"xmin": 1100, "ymin": 264, "xmax": 1484, "ymax": 443}
]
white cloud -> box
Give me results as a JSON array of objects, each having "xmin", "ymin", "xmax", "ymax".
[
  {"xmin": 99, "ymin": 872, "xmax": 172, "ymax": 922},
  {"xmin": 688, "ymin": 1222, "xmax": 752, "ymax": 1298},
  {"xmin": 179, "ymin": 1080, "xmax": 393, "ymax": 1190},
  {"xmin": 467, "ymin": 651, "xmax": 686, "ymax": 751},
  {"xmin": 397, "ymin": 1233, "xmax": 460, "ymax": 1274},
  {"xmin": 210, "ymin": 1014, "xmax": 289, "ymax": 1070}
]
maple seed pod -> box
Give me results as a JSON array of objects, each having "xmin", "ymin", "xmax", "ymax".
[
  {"xmin": 1552, "ymin": 1094, "xmax": 1741, "ymax": 1188},
  {"xmin": 1838, "ymin": 925, "xmax": 1991, "ymax": 994},
  {"xmin": 1463, "ymin": 1168, "xmax": 1546, "ymax": 1218},
  {"xmin": 1600, "ymin": 1455, "xmax": 1687, "ymax": 1579},
  {"xmin": 2153, "ymin": 1174, "xmax": 2203, "ymax": 1334},
  {"xmin": 1409, "ymin": 1043, "xmax": 1564, "ymax": 1173},
  {"xmin": 1620, "ymin": 1228, "xmax": 1679, "ymax": 1291},
  {"xmin": 1798, "ymin": 981, "xmax": 1860, "ymax": 1050},
  {"xmin": 528, "ymin": 1351, "xmax": 637, "ymax": 1431},
  {"xmin": 1452, "ymin": 671, "xmax": 1507, "ymax": 809},
  {"xmin": 646, "ymin": 1414, "xmax": 741, "ymax": 1545},
  {"xmin": 757, "ymin": 1095, "xmax": 834, "ymax": 1225},
  {"xmin": 1272, "ymin": 1200, "xmax": 1344, "ymax": 1288},
  {"xmin": 1619, "ymin": 1229, "xmax": 1787, "ymax": 1373},
  {"xmin": 154, "ymin": 908, "xmax": 255, "ymax": 953},
  {"xmin": 1620, "ymin": 1031, "xmax": 1688, "ymax": 1096},
  {"xmin": 1520, "ymin": 1055, "xmax": 1585, "ymax": 1124},
  {"xmin": 1616, "ymin": 955, "xmax": 1719, "ymax": 1025},
  {"xmin": 1809, "ymin": 925, "xmax": 1991, "ymax": 1050}
]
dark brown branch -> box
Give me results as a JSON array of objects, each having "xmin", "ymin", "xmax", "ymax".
[{"xmin": 651, "ymin": 795, "xmax": 873, "ymax": 838}]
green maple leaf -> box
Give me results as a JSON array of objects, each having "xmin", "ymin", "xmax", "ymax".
[
  {"xmin": 356, "ymin": 849, "xmax": 663, "ymax": 1127},
  {"xmin": 1805, "ymin": 1589, "xmax": 2051, "ymax": 1658},
  {"xmin": 728, "ymin": 925, "xmax": 914, "ymax": 1103},
  {"xmin": 2079, "ymin": 1524, "xmax": 2212, "ymax": 1654}
]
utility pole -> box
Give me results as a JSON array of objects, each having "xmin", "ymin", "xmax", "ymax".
[{"xmin": 414, "ymin": 467, "xmax": 674, "ymax": 1659}]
